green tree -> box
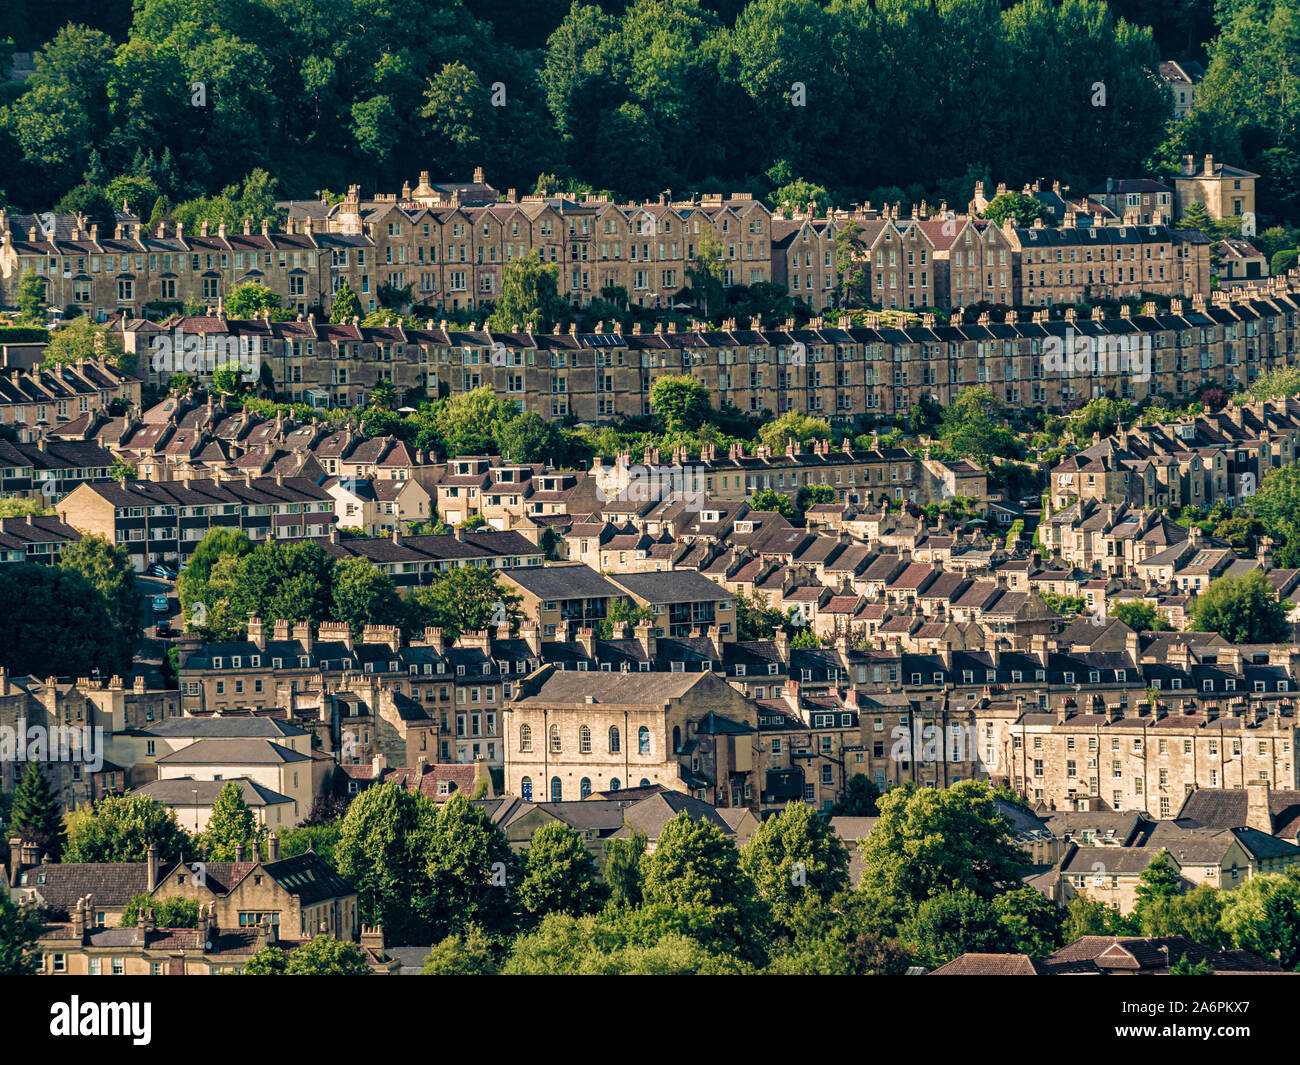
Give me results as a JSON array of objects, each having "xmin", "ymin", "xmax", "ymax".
[
  {"xmin": 1071, "ymin": 396, "xmax": 1136, "ymax": 440},
  {"xmin": 828, "ymin": 774, "xmax": 880, "ymax": 817},
  {"xmin": 649, "ymin": 374, "xmax": 712, "ymax": 434},
  {"xmin": 212, "ymin": 359, "xmax": 244, "ymax": 396},
  {"xmin": 1221, "ymin": 872, "xmax": 1300, "ymax": 968},
  {"xmin": 106, "ymin": 173, "xmax": 161, "ymax": 217},
  {"xmin": 10, "ymin": 762, "xmax": 65, "ymax": 860},
  {"xmin": 602, "ymin": 831, "xmax": 647, "ymax": 910},
  {"xmin": 58, "ymin": 534, "xmax": 140, "ymax": 674},
  {"xmin": 1064, "ymin": 893, "xmax": 1137, "ymax": 938},
  {"xmin": 1188, "ymin": 570, "xmax": 1290, "ymax": 644},
  {"xmin": 939, "ymin": 387, "xmax": 1019, "ymax": 466},
  {"xmin": 1138, "ymin": 885, "xmax": 1228, "ymax": 949},
  {"xmin": 1272, "ymin": 248, "xmax": 1300, "ymax": 278},
  {"xmin": 980, "ymin": 192, "xmax": 1053, "ymax": 227},
  {"xmin": 226, "ymin": 540, "xmax": 336, "ymax": 632},
  {"xmin": 335, "ymin": 783, "xmax": 439, "ymax": 944},
  {"xmin": 795, "ymin": 483, "xmax": 838, "ymax": 515},
  {"xmin": 176, "ymin": 527, "xmax": 254, "ymax": 640},
  {"xmin": 757, "ymin": 411, "xmax": 830, "ymax": 453},
  {"xmin": 748, "ymin": 488, "xmax": 795, "ymax": 518},
  {"xmin": 121, "ymin": 894, "xmax": 200, "ymax": 928},
  {"xmin": 203, "ymin": 781, "xmax": 264, "ymax": 861},
  {"xmin": 0, "ymin": 564, "xmax": 124, "ymax": 680},
  {"xmin": 859, "ymin": 781, "xmax": 1030, "ymax": 907},
  {"xmin": 404, "ymin": 566, "xmax": 521, "ymax": 641},
  {"xmin": 902, "ymin": 888, "xmax": 1004, "ymax": 968},
  {"xmin": 330, "ymin": 282, "xmax": 362, "ymax": 324},
  {"xmin": 285, "ymin": 935, "xmax": 373, "ymax": 974},
  {"xmin": 834, "ymin": 220, "xmax": 867, "ymax": 307},
  {"xmin": 63, "ymin": 794, "xmax": 190, "ymax": 863},
  {"xmin": 496, "ymin": 410, "xmax": 565, "ymax": 465},
  {"xmin": 41, "ymin": 317, "xmax": 127, "ymax": 370},
  {"xmin": 0, "ymin": 893, "xmax": 43, "ymax": 974},
  {"xmin": 519, "ymin": 822, "xmax": 603, "ymax": 918},
  {"xmin": 1170, "ymin": 955, "xmax": 1215, "ymax": 975},
  {"xmin": 687, "ymin": 230, "xmax": 726, "ymax": 317},
  {"xmin": 640, "ymin": 811, "xmax": 770, "ymax": 964},
  {"xmin": 0, "ymin": 498, "xmax": 51, "ymax": 518},
  {"xmin": 1180, "ymin": 200, "xmax": 1212, "ymax": 232},
  {"xmin": 993, "ymin": 886, "xmax": 1065, "ymax": 957},
  {"xmin": 17, "ymin": 270, "xmax": 47, "ymax": 325},
  {"xmin": 242, "ymin": 945, "xmax": 288, "ymax": 974},
  {"xmin": 593, "ymin": 597, "xmax": 654, "ymax": 639},
  {"xmin": 487, "ymin": 250, "xmax": 566, "ymax": 333},
  {"xmin": 54, "ymin": 183, "xmax": 116, "ymax": 229},
  {"xmin": 224, "ymin": 282, "xmax": 286, "ymax": 321},
  {"xmin": 424, "ymin": 794, "xmax": 519, "ymax": 940},
  {"xmin": 432, "ymin": 387, "xmax": 518, "ymax": 456},
  {"xmin": 1134, "ymin": 850, "xmax": 1184, "ymax": 918},
  {"xmin": 739, "ymin": 802, "xmax": 850, "ymax": 935},
  {"xmin": 331, "ymin": 556, "xmax": 405, "ymax": 637},
  {"xmin": 1111, "ymin": 601, "xmax": 1170, "ymax": 633},
  {"xmin": 421, "ymin": 926, "xmax": 500, "ymax": 974},
  {"xmin": 1248, "ymin": 368, "xmax": 1300, "ymax": 402},
  {"xmin": 767, "ymin": 176, "xmax": 833, "ymax": 218}
]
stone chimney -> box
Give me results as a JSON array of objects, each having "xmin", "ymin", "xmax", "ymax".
[
  {"xmin": 635, "ymin": 618, "xmax": 656, "ymax": 662},
  {"xmin": 1246, "ymin": 780, "xmax": 1272, "ymax": 833},
  {"xmin": 147, "ymin": 842, "xmax": 159, "ymax": 892},
  {"xmin": 268, "ymin": 833, "xmax": 280, "ymax": 862}
]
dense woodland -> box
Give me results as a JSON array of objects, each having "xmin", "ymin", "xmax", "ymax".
[{"xmin": 3, "ymin": 0, "xmax": 1298, "ymax": 227}]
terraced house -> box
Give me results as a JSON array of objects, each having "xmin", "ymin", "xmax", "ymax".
[
  {"xmin": 55, "ymin": 474, "xmax": 336, "ymax": 572},
  {"xmin": 103, "ymin": 279, "xmax": 1300, "ymax": 428},
  {"xmin": 0, "ymin": 359, "xmax": 141, "ymax": 443}
]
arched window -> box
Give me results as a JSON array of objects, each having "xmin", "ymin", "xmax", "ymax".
[
  {"xmin": 579, "ymin": 725, "xmax": 592, "ymax": 753},
  {"xmin": 519, "ymin": 724, "xmax": 532, "ymax": 752},
  {"xmin": 521, "ymin": 776, "xmax": 533, "ymax": 801},
  {"xmin": 549, "ymin": 724, "xmax": 561, "ymax": 753},
  {"xmin": 580, "ymin": 777, "xmax": 592, "ymax": 799},
  {"xmin": 638, "ymin": 726, "xmax": 650, "ymax": 755},
  {"xmin": 550, "ymin": 777, "xmax": 562, "ymax": 802},
  {"xmin": 609, "ymin": 777, "xmax": 621, "ymax": 792},
  {"xmin": 672, "ymin": 725, "xmax": 681, "ymax": 753},
  {"xmin": 639, "ymin": 778, "xmax": 651, "ymax": 788},
  {"xmin": 609, "ymin": 726, "xmax": 621, "ymax": 753}
]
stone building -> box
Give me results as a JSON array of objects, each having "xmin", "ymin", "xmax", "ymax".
[{"xmin": 504, "ymin": 666, "xmax": 762, "ymax": 810}]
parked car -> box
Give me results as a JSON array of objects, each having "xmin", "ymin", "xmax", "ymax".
[
  {"xmin": 151, "ymin": 594, "xmax": 169, "ymax": 614},
  {"xmin": 150, "ymin": 563, "xmax": 177, "ymax": 580},
  {"xmin": 155, "ymin": 622, "xmax": 174, "ymax": 638}
]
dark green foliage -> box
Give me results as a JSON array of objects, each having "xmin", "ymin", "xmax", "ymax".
[
  {"xmin": 121, "ymin": 894, "xmax": 200, "ymax": 928},
  {"xmin": 1188, "ymin": 570, "xmax": 1290, "ymax": 644},
  {"xmin": 0, "ymin": 563, "xmax": 128, "ymax": 678},
  {"xmin": 10, "ymin": 762, "xmax": 65, "ymax": 860},
  {"xmin": 63, "ymin": 794, "xmax": 191, "ymax": 863}
]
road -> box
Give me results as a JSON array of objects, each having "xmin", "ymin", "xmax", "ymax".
[{"xmin": 133, "ymin": 573, "xmax": 181, "ymax": 689}]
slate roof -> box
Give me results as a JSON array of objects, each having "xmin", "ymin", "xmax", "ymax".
[{"xmin": 153, "ymin": 738, "xmax": 310, "ymax": 765}]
